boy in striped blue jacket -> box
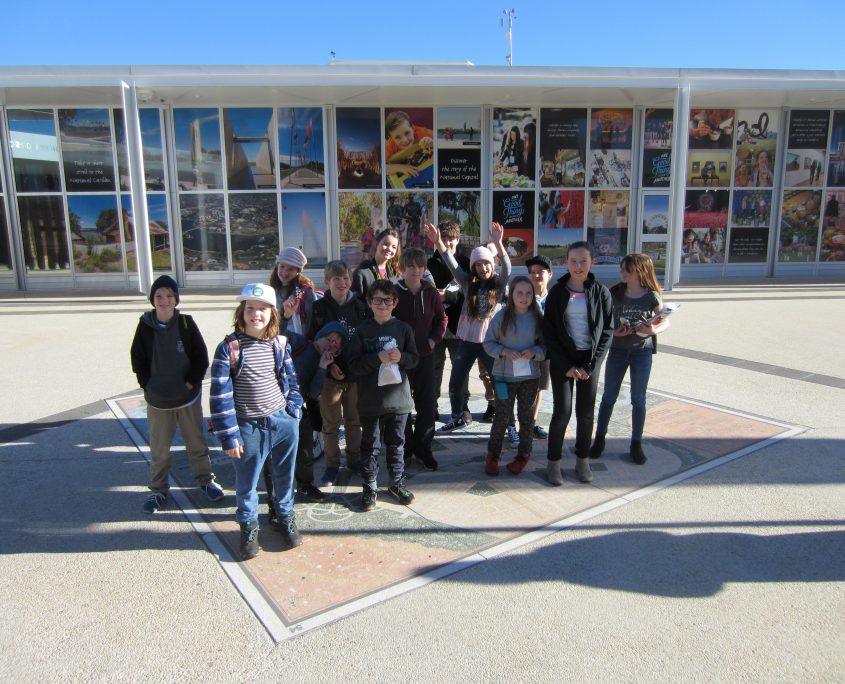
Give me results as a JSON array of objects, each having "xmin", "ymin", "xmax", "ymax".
[{"xmin": 209, "ymin": 283, "xmax": 303, "ymax": 561}]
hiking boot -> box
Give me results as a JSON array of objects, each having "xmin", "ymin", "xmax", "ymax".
[
  {"xmin": 201, "ymin": 481, "xmax": 225, "ymax": 503},
  {"xmin": 547, "ymin": 459, "xmax": 564, "ymax": 486},
  {"xmin": 532, "ymin": 425, "xmax": 548, "ymax": 440},
  {"xmin": 321, "ymin": 466, "xmax": 340, "ymax": 486},
  {"xmin": 439, "ymin": 416, "xmax": 468, "ymax": 432},
  {"xmin": 630, "ymin": 440, "xmax": 647, "ymax": 465},
  {"xmin": 296, "ymin": 483, "xmax": 326, "ymax": 503},
  {"xmin": 480, "ymin": 402, "xmax": 496, "ymax": 423},
  {"xmin": 506, "ymin": 425, "xmax": 520, "ymax": 447},
  {"xmin": 506, "ymin": 453, "xmax": 530, "ymax": 475},
  {"xmin": 589, "ymin": 435, "xmax": 606, "ymax": 459},
  {"xmin": 142, "ymin": 493, "xmax": 166, "ymax": 514},
  {"xmin": 485, "ymin": 452, "xmax": 500, "ymax": 476},
  {"xmin": 239, "ymin": 520, "xmax": 260, "ymax": 560},
  {"xmin": 276, "ymin": 514, "xmax": 303, "ymax": 549},
  {"xmin": 386, "ymin": 481, "xmax": 415, "ymax": 506},
  {"xmin": 360, "ymin": 486, "xmax": 378, "ymax": 512},
  {"xmin": 418, "ymin": 453, "xmax": 439, "ymax": 471},
  {"xmin": 575, "ymin": 457, "xmax": 594, "ymax": 483}
]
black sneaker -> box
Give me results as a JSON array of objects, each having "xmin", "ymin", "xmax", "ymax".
[
  {"xmin": 480, "ymin": 402, "xmax": 496, "ymax": 423},
  {"xmin": 533, "ymin": 425, "xmax": 549, "ymax": 440},
  {"xmin": 462, "ymin": 410, "xmax": 474, "ymax": 427},
  {"xmin": 360, "ymin": 487, "xmax": 378, "ymax": 512},
  {"xmin": 387, "ymin": 481, "xmax": 415, "ymax": 505},
  {"xmin": 439, "ymin": 416, "xmax": 468, "ymax": 432},
  {"xmin": 267, "ymin": 504, "xmax": 279, "ymax": 528},
  {"xmin": 276, "ymin": 514, "xmax": 303, "ymax": 549},
  {"xmin": 142, "ymin": 492, "xmax": 166, "ymax": 514},
  {"xmin": 296, "ymin": 483, "xmax": 326, "ymax": 503},
  {"xmin": 239, "ymin": 520, "xmax": 260, "ymax": 560}
]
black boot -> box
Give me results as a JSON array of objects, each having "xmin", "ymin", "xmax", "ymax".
[
  {"xmin": 481, "ymin": 402, "xmax": 496, "ymax": 423},
  {"xmin": 276, "ymin": 513, "xmax": 303, "ymax": 549},
  {"xmin": 239, "ymin": 520, "xmax": 260, "ymax": 560},
  {"xmin": 589, "ymin": 435, "xmax": 606, "ymax": 459},
  {"xmin": 630, "ymin": 440, "xmax": 647, "ymax": 465}
]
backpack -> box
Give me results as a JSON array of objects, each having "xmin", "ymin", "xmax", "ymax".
[{"xmin": 224, "ymin": 333, "xmax": 288, "ymax": 376}]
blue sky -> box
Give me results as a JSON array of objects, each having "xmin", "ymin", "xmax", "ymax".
[{"xmin": 3, "ymin": 0, "xmax": 842, "ymax": 70}]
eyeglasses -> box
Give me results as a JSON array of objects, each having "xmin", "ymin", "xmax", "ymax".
[{"xmin": 370, "ymin": 297, "xmax": 395, "ymax": 306}]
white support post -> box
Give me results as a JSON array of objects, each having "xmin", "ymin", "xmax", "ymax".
[
  {"xmin": 666, "ymin": 84, "xmax": 691, "ymax": 291},
  {"xmin": 121, "ymin": 81, "xmax": 153, "ymax": 295}
]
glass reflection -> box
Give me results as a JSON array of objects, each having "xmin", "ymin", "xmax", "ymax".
[
  {"xmin": 67, "ymin": 195, "xmax": 124, "ymax": 273},
  {"xmin": 0, "ymin": 202, "xmax": 13, "ymax": 272},
  {"xmin": 121, "ymin": 193, "xmax": 172, "ymax": 273},
  {"xmin": 179, "ymin": 194, "xmax": 227, "ymax": 270},
  {"xmin": 281, "ymin": 192, "xmax": 328, "ymax": 268},
  {"xmin": 7, "ymin": 109, "xmax": 61, "ymax": 192},
  {"xmin": 58, "ymin": 109, "xmax": 116, "ymax": 192},
  {"xmin": 228, "ymin": 193, "xmax": 279, "ymax": 270},
  {"xmin": 224, "ymin": 108, "xmax": 275, "ymax": 190},
  {"xmin": 173, "ymin": 109, "xmax": 224, "ymax": 190},
  {"xmin": 17, "ymin": 195, "xmax": 70, "ymax": 271}
]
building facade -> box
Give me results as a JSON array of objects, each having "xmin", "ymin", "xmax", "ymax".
[{"xmin": 1, "ymin": 64, "xmax": 843, "ymax": 292}]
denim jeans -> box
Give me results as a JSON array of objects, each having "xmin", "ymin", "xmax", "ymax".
[
  {"xmin": 360, "ymin": 412, "xmax": 409, "ymax": 489},
  {"xmin": 231, "ymin": 409, "xmax": 298, "ymax": 524},
  {"xmin": 448, "ymin": 340, "xmax": 494, "ymax": 418},
  {"xmin": 595, "ymin": 346, "xmax": 654, "ymax": 441}
]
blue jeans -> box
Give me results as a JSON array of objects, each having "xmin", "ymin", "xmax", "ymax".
[
  {"xmin": 448, "ymin": 340, "xmax": 494, "ymax": 418},
  {"xmin": 360, "ymin": 412, "xmax": 409, "ymax": 489},
  {"xmin": 595, "ymin": 346, "xmax": 654, "ymax": 441},
  {"xmin": 231, "ymin": 409, "xmax": 299, "ymax": 524}
]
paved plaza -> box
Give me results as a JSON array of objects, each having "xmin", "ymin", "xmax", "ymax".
[{"xmin": 0, "ymin": 281, "xmax": 843, "ymax": 681}]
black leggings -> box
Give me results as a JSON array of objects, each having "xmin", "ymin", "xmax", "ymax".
[{"xmin": 547, "ymin": 361, "xmax": 600, "ymax": 462}]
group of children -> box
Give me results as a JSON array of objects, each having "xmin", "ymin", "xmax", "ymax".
[{"xmin": 131, "ymin": 227, "xmax": 670, "ymax": 561}]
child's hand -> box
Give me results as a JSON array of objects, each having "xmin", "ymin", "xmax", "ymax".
[
  {"xmin": 420, "ymin": 136, "xmax": 433, "ymax": 150},
  {"xmin": 282, "ymin": 295, "xmax": 298, "ymax": 320},
  {"xmin": 225, "ymin": 444, "xmax": 244, "ymax": 459},
  {"xmin": 566, "ymin": 367, "xmax": 590, "ymax": 381},
  {"xmin": 329, "ymin": 364, "xmax": 345, "ymax": 380},
  {"xmin": 318, "ymin": 350, "xmax": 336, "ymax": 369},
  {"xmin": 490, "ymin": 222, "xmax": 504, "ymax": 245},
  {"xmin": 503, "ymin": 349, "xmax": 521, "ymax": 360},
  {"xmin": 423, "ymin": 222, "xmax": 441, "ymax": 245},
  {"xmin": 380, "ymin": 348, "xmax": 401, "ymax": 364},
  {"xmin": 518, "ymin": 350, "xmax": 534, "ymax": 360}
]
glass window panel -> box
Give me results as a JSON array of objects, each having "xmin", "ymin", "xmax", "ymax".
[
  {"xmin": 223, "ymin": 108, "xmax": 275, "ymax": 190},
  {"xmin": 734, "ymin": 109, "xmax": 778, "ymax": 188},
  {"xmin": 278, "ymin": 107, "xmax": 325, "ymax": 189},
  {"xmin": 437, "ymin": 191, "xmax": 481, "ymax": 245},
  {"xmin": 728, "ymin": 228, "xmax": 769, "ymax": 263},
  {"xmin": 58, "ymin": 109, "xmax": 116, "ymax": 192},
  {"xmin": 17, "ymin": 195, "xmax": 70, "ymax": 271},
  {"xmin": 385, "ymin": 191, "xmax": 433, "ymax": 250},
  {"xmin": 587, "ymin": 190, "xmax": 630, "ymax": 264},
  {"xmin": 0, "ymin": 202, "xmax": 13, "ymax": 272},
  {"xmin": 7, "ymin": 109, "xmax": 61, "ymax": 192},
  {"xmin": 779, "ymin": 189, "xmax": 822, "ymax": 262},
  {"xmin": 493, "ymin": 190, "xmax": 535, "ymax": 265},
  {"xmin": 493, "ymin": 107, "xmax": 537, "ymax": 189},
  {"xmin": 228, "ymin": 193, "xmax": 279, "ymax": 270},
  {"xmin": 785, "ymin": 110, "xmax": 829, "ymax": 188},
  {"xmin": 173, "ymin": 109, "xmax": 224, "ymax": 190},
  {"xmin": 112, "ymin": 109, "xmax": 130, "ymax": 191},
  {"xmin": 67, "ymin": 195, "xmax": 123, "ymax": 273},
  {"xmin": 179, "ymin": 194, "xmax": 227, "ymax": 270},
  {"xmin": 538, "ymin": 189, "xmax": 585, "ymax": 264},
  {"xmin": 828, "ymin": 111, "xmax": 845, "ymax": 188},
  {"xmin": 140, "ymin": 109, "xmax": 167, "ymax": 191},
  {"xmin": 338, "ymin": 191, "xmax": 382, "ymax": 268},
  {"xmin": 821, "ymin": 190, "xmax": 845, "ymax": 261},
  {"xmin": 683, "ymin": 190, "xmax": 729, "ymax": 263},
  {"xmin": 642, "ymin": 109, "xmax": 673, "ymax": 188},
  {"xmin": 437, "ymin": 108, "xmax": 482, "ymax": 189},
  {"xmin": 281, "ymin": 192, "xmax": 328, "ymax": 268},
  {"xmin": 539, "ymin": 108, "xmax": 587, "ymax": 189},
  {"xmin": 384, "ymin": 108, "xmax": 434, "ymax": 189},
  {"xmin": 336, "ymin": 108, "xmax": 382, "ymax": 189},
  {"xmin": 122, "ymin": 193, "xmax": 172, "ymax": 273}
]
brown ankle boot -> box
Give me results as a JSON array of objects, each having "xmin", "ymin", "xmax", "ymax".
[{"xmin": 506, "ymin": 453, "xmax": 530, "ymax": 475}]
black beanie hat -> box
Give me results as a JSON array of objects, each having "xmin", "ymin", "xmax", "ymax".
[{"xmin": 149, "ymin": 275, "xmax": 180, "ymax": 305}]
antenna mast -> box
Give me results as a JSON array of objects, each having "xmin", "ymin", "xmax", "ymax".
[{"xmin": 501, "ymin": 9, "xmax": 516, "ymax": 66}]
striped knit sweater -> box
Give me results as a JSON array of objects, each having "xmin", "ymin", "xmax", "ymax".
[{"xmin": 209, "ymin": 333, "xmax": 303, "ymax": 451}]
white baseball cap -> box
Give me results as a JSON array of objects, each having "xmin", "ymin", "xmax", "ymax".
[{"xmin": 237, "ymin": 283, "xmax": 276, "ymax": 308}]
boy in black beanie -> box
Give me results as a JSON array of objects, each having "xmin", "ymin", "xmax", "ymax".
[{"xmin": 130, "ymin": 275, "xmax": 224, "ymax": 513}]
